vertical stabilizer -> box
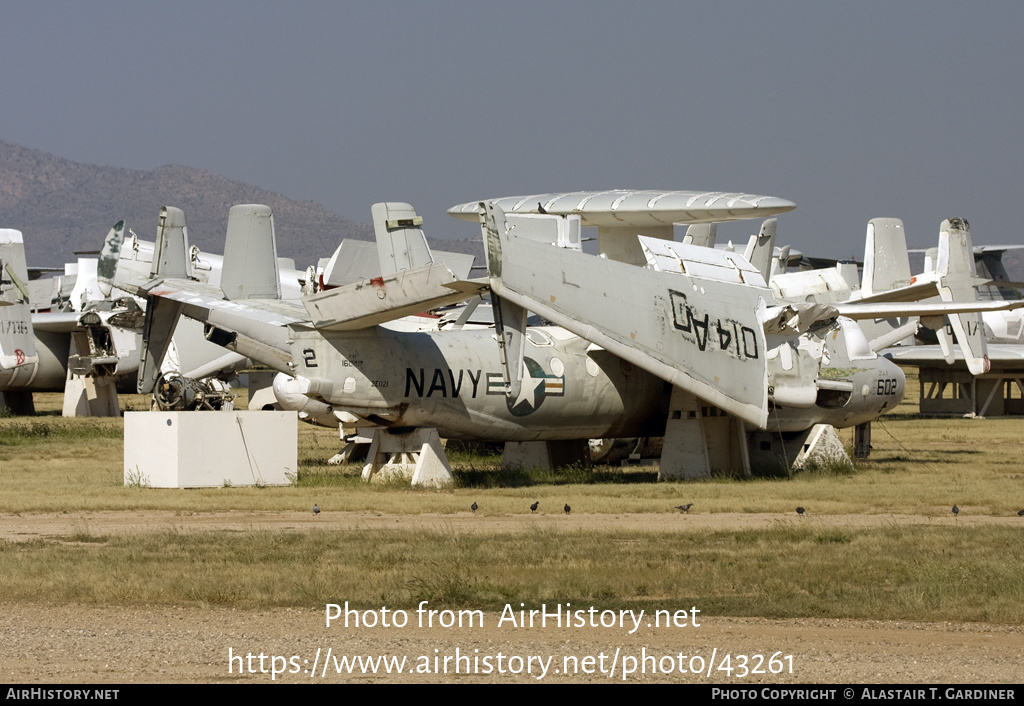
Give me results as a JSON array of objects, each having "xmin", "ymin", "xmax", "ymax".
[
  {"xmin": 97, "ymin": 221, "xmax": 125, "ymax": 297},
  {"xmin": 371, "ymin": 202, "xmax": 433, "ymax": 274},
  {"xmin": 0, "ymin": 229, "xmax": 30, "ymax": 303},
  {"xmin": 975, "ymin": 250, "xmax": 1018, "ymax": 300},
  {"xmin": 743, "ymin": 218, "xmax": 777, "ymax": 283},
  {"xmin": 0, "ymin": 230, "xmax": 40, "ymax": 386},
  {"xmin": 221, "ymin": 204, "xmax": 281, "ymax": 300},
  {"xmin": 935, "ymin": 218, "xmax": 988, "ymax": 374},
  {"xmin": 682, "ymin": 223, "xmax": 717, "ymax": 248},
  {"xmin": 770, "ymin": 245, "xmax": 791, "ymax": 280},
  {"xmin": 861, "ymin": 218, "xmax": 911, "ymax": 296},
  {"xmin": 151, "ymin": 207, "xmax": 193, "ymax": 279}
]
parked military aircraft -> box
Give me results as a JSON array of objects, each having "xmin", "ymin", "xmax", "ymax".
[
  {"xmin": 764, "ymin": 216, "xmax": 999, "ymax": 375},
  {"xmin": 0, "ymin": 228, "xmax": 144, "ymax": 415},
  {"xmin": 107, "ymin": 191, "xmax": 1024, "ymax": 482},
  {"xmin": 1, "ymin": 207, "xmax": 314, "ymax": 416}
]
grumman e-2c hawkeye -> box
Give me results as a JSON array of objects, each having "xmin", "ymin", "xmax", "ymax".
[{"xmin": 109, "ymin": 192, "xmax": 1023, "ymax": 485}]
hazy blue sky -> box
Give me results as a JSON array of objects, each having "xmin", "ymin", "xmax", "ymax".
[{"xmin": 4, "ymin": 1, "xmax": 1023, "ymax": 257}]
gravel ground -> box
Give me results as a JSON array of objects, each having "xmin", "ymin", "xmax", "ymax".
[
  {"xmin": 3, "ymin": 604, "xmax": 1022, "ymax": 683},
  {"xmin": 1, "ymin": 510, "xmax": 1021, "ymax": 684}
]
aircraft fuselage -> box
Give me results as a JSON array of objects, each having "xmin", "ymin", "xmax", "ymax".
[
  {"xmin": 280, "ymin": 321, "xmax": 904, "ymax": 441},
  {"xmin": 289, "ymin": 325, "xmax": 670, "ymax": 441}
]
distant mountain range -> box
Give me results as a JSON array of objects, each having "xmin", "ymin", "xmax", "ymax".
[
  {"xmin": 0, "ymin": 139, "xmax": 484, "ymax": 269},
  {"xmin": 2, "ymin": 139, "xmax": 1018, "ymax": 287}
]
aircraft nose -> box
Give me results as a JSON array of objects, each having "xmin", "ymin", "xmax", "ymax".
[{"xmin": 872, "ymin": 358, "xmax": 905, "ymax": 408}]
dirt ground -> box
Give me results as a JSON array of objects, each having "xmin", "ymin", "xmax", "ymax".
[{"xmin": 2, "ymin": 510, "xmax": 1022, "ymax": 684}]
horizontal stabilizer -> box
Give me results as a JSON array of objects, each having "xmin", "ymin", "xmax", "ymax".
[
  {"xmin": 836, "ymin": 299, "xmax": 1024, "ymax": 320},
  {"xmin": 885, "ymin": 344, "xmax": 1024, "ymax": 367},
  {"xmin": 302, "ymin": 263, "xmax": 487, "ymax": 331}
]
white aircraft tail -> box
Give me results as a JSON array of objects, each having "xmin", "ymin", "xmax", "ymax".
[
  {"xmin": 135, "ymin": 206, "xmax": 199, "ymax": 392},
  {"xmin": 0, "ymin": 230, "xmax": 40, "ymax": 387},
  {"xmin": 371, "ymin": 202, "xmax": 434, "ymax": 273},
  {"xmin": 682, "ymin": 223, "xmax": 717, "ymax": 248},
  {"xmin": 221, "ymin": 204, "xmax": 281, "ymax": 300},
  {"xmin": 861, "ymin": 218, "xmax": 911, "ymax": 297},
  {"xmin": 743, "ymin": 218, "xmax": 777, "ymax": 283},
  {"xmin": 935, "ymin": 218, "xmax": 988, "ymax": 374},
  {"xmin": 321, "ymin": 204, "xmax": 475, "ymax": 288},
  {"xmin": 152, "ymin": 207, "xmax": 193, "ymax": 279},
  {"xmin": 97, "ymin": 220, "xmax": 126, "ymax": 297}
]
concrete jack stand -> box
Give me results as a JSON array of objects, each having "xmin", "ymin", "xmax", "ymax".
[
  {"xmin": 361, "ymin": 427, "xmax": 453, "ymax": 488},
  {"xmin": 747, "ymin": 424, "xmax": 851, "ymax": 472},
  {"xmin": 62, "ymin": 373, "xmax": 120, "ymax": 417},
  {"xmin": 501, "ymin": 439, "xmax": 590, "ymax": 471},
  {"xmin": 791, "ymin": 424, "xmax": 849, "ymax": 469},
  {"xmin": 659, "ymin": 386, "xmax": 750, "ymax": 479}
]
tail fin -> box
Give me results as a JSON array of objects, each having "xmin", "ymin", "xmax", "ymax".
[
  {"xmin": 152, "ymin": 207, "xmax": 192, "ymax": 279},
  {"xmin": 935, "ymin": 218, "xmax": 988, "ymax": 374},
  {"xmin": 770, "ymin": 244, "xmax": 791, "ymax": 280},
  {"xmin": 0, "ymin": 230, "xmax": 40, "ymax": 384},
  {"xmin": 97, "ymin": 221, "xmax": 126, "ymax": 297},
  {"xmin": 861, "ymin": 218, "xmax": 911, "ymax": 297},
  {"xmin": 220, "ymin": 204, "xmax": 281, "ymax": 300},
  {"xmin": 136, "ymin": 206, "xmax": 195, "ymax": 393},
  {"xmin": 0, "ymin": 229, "xmax": 30, "ymax": 304},
  {"xmin": 682, "ymin": 223, "xmax": 717, "ymax": 248},
  {"xmin": 371, "ymin": 202, "xmax": 434, "ymax": 274},
  {"xmin": 743, "ymin": 218, "xmax": 777, "ymax": 283}
]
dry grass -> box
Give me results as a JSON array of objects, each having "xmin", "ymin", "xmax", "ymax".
[
  {"xmin": 2, "ymin": 375, "xmax": 1023, "ymax": 622},
  {"xmin": 1, "ymin": 524, "xmax": 1021, "ymax": 623}
]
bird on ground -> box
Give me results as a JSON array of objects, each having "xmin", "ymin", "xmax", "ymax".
[
  {"xmin": 796, "ymin": 507, "xmax": 805, "ymax": 516},
  {"xmin": 564, "ymin": 504, "xmax": 571, "ymax": 515},
  {"xmin": 952, "ymin": 504, "xmax": 959, "ymax": 517},
  {"xmin": 471, "ymin": 502, "xmax": 479, "ymax": 513},
  {"xmin": 1017, "ymin": 509, "xmax": 1024, "ymax": 517},
  {"xmin": 313, "ymin": 504, "xmax": 320, "ymax": 516},
  {"xmin": 530, "ymin": 501, "xmax": 539, "ymax": 513},
  {"xmin": 675, "ymin": 504, "xmax": 693, "ymax": 513}
]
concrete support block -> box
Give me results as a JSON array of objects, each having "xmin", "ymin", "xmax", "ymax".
[
  {"xmin": 124, "ymin": 410, "xmax": 297, "ymax": 487},
  {"xmin": 361, "ymin": 428, "xmax": 453, "ymax": 488},
  {"xmin": 501, "ymin": 439, "xmax": 589, "ymax": 471}
]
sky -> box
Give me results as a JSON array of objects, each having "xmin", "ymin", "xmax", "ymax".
[{"xmin": 4, "ymin": 1, "xmax": 1023, "ymax": 258}]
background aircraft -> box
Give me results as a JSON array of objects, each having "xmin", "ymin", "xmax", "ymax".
[
  {"xmin": 111, "ymin": 192, "xmax": 1024, "ymax": 482},
  {"xmin": 109, "ymin": 192, "xmax": 931, "ymax": 482},
  {"xmin": 0, "ymin": 228, "xmax": 140, "ymax": 415}
]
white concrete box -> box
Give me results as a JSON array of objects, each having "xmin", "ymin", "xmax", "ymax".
[{"xmin": 124, "ymin": 411, "xmax": 297, "ymax": 488}]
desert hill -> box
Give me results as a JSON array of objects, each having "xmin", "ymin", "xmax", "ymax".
[{"xmin": 0, "ymin": 139, "xmax": 485, "ymax": 269}]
